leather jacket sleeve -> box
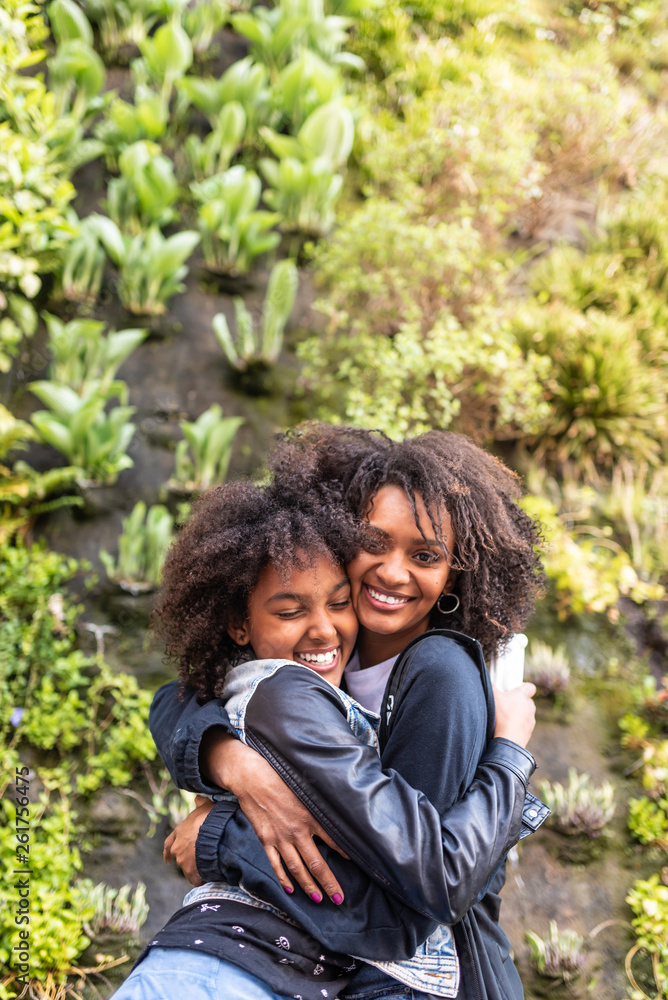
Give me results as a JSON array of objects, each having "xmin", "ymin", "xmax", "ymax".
[
  {"xmin": 149, "ymin": 681, "xmax": 239, "ymax": 797},
  {"xmin": 202, "ymin": 664, "xmax": 537, "ymax": 925}
]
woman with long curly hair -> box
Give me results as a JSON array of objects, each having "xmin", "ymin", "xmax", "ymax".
[{"xmin": 147, "ymin": 425, "xmax": 547, "ymax": 1000}]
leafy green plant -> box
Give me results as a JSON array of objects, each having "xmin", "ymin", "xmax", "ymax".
[
  {"xmin": 183, "ymin": 0, "xmax": 229, "ymax": 56},
  {"xmin": 526, "ymin": 921, "xmax": 587, "ymax": 982},
  {"xmin": 48, "ymin": 0, "xmax": 95, "ymax": 46},
  {"xmin": 97, "ymin": 219, "xmax": 200, "ymax": 315},
  {"xmin": 59, "ymin": 213, "xmax": 109, "ymax": 305},
  {"xmin": 538, "ymin": 768, "xmax": 616, "ymax": 838},
  {"xmin": 0, "ymin": 125, "xmax": 76, "ymax": 299},
  {"xmin": 272, "ymin": 49, "xmax": 342, "ymax": 130},
  {"xmin": 231, "ymin": 0, "xmax": 360, "ymax": 79},
  {"xmin": 192, "ymin": 166, "xmax": 280, "ymax": 275},
  {"xmin": 176, "ymin": 56, "xmax": 271, "ymax": 141},
  {"xmin": 213, "ymin": 258, "xmax": 298, "ymax": 370},
  {"xmin": 183, "ymin": 101, "xmax": 247, "ymax": 181},
  {"xmin": 105, "ymin": 139, "xmax": 179, "ymax": 233},
  {"xmin": 259, "ymin": 99, "xmax": 354, "ymax": 235},
  {"xmin": 43, "ymin": 312, "xmax": 147, "ymax": 395},
  {"xmin": 0, "ymin": 292, "xmax": 37, "ymax": 373},
  {"xmin": 513, "ymin": 250, "xmax": 667, "ymax": 477},
  {"xmin": 100, "ymin": 501, "xmax": 174, "ymax": 593},
  {"xmin": 83, "ymin": 0, "xmax": 173, "ymax": 58},
  {"xmin": 30, "ymin": 381, "xmax": 136, "ymax": 485},
  {"xmin": 634, "ymin": 674, "xmax": 668, "ymax": 729},
  {"xmin": 0, "ymin": 540, "xmax": 156, "ymax": 789},
  {"xmin": 0, "ymin": 404, "xmax": 81, "ymax": 539},
  {"xmin": 521, "ymin": 493, "xmax": 664, "ymax": 623},
  {"xmin": 134, "ymin": 16, "xmax": 193, "ymax": 112},
  {"xmin": 600, "ymin": 461, "xmax": 668, "ymax": 589},
  {"xmin": 95, "ymin": 90, "xmax": 169, "ymax": 165},
  {"xmin": 299, "ymin": 307, "xmax": 549, "ymax": 442},
  {"xmin": 525, "ymin": 641, "xmax": 571, "ymax": 698},
  {"xmin": 626, "ymin": 874, "xmax": 668, "ymax": 999},
  {"xmin": 47, "ymin": 39, "xmax": 107, "ymax": 122},
  {"xmin": 82, "ymin": 881, "xmax": 149, "ymax": 938},
  {"xmin": 0, "ymin": 784, "xmax": 95, "ymax": 987},
  {"xmin": 628, "ymin": 796, "xmax": 668, "ymax": 850},
  {"xmin": 169, "ymin": 403, "xmax": 243, "ymax": 492}
]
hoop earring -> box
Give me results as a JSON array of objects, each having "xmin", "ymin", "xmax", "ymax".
[{"xmin": 437, "ymin": 592, "xmax": 460, "ymax": 615}]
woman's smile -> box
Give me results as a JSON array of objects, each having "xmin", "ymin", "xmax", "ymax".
[
  {"xmin": 235, "ymin": 553, "xmax": 358, "ymax": 686},
  {"xmin": 347, "ymin": 485, "xmax": 456, "ymax": 667},
  {"xmin": 362, "ymin": 583, "xmax": 412, "ymax": 609}
]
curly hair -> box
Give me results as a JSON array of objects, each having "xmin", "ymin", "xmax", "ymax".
[
  {"xmin": 269, "ymin": 423, "xmax": 545, "ymax": 656},
  {"xmin": 154, "ymin": 479, "xmax": 362, "ymax": 700}
]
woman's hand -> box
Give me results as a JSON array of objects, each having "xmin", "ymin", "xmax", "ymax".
[
  {"xmin": 163, "ymin": 796, "xmax": 214, "ymax": 885},
  {"xmin": 201, "ymin": 730, "xmax": 349, "ymax": 905},
  {"xmin": 492, "ymin": 682, "xmax": 537, "ymax": 748}
]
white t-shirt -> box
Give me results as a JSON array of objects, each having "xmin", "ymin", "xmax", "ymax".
[{"xmin": 343, "ymin": 651, "xmax": 398, "ymax": 716}]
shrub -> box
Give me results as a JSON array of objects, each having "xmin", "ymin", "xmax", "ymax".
[
  {"xmin": 0, "ymin": 540, "xmax": 156, "ymax": 790},
  {"xmin": 299, "ymin": 307, "xmax": 549, "ymax": 442},
  {"xmin": 626, "ymin": 874, "xmax": 668, "ymax": 999},
  {"xmin": 628, "ymin": 795, "xmax": 668, "ymax": 850},
  {"xmin": 521, "ymin": 494, "xmax": 664, "ymax": 622},
  {"xmin": 0, "ymin": 784, "xmax": 95, "ymax": 985},
  {"xmin": 513, "ymin": 300, "xmax": 666, "ymax": 477}
]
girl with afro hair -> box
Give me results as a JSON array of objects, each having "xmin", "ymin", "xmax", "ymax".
[{"xmin": 146, "ymin": 426, "xmax": 546, "ymax": 1000}]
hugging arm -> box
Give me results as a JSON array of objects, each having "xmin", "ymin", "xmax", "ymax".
[
  {"xmin": 149, "ymin": 682, "xmax": 238, "ymax": 796},
  {"xmin": 186, "ymin": 639, "xmax": 543, "ymax": 959}
]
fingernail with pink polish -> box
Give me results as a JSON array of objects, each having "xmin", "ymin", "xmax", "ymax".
[
  {"xmin": 332, "ymin": 893, "xmax": 343, "ymax": 905},
  {"xmin": 283, "ymin": 886, "xmax": 293, "ymax": 894},
  {"xmin": 310, "ymin": 892, "xmax": 322, "ymax": 902}
]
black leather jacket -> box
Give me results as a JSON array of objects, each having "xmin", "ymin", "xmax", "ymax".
[{"xmin": 151, "ymin": 631, "xmax": 548, "ymax": 998}]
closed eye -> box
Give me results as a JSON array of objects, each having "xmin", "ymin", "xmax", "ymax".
[{"xmin": 330, "ymin": 598, "xmax": 352, "ymax": 609}]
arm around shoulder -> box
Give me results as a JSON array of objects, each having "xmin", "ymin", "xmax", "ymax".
[{"xmin": 149, "ymin": 680, "xmax": 239, "ymax": 795}]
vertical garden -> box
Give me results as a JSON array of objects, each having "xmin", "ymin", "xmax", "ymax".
[{"xmin": 0, "ymin": 0, "xmax": 667, "ymax": 997}]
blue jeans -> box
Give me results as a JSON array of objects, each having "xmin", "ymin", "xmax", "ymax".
[
  {"xmin": 112, "ymin": 948, "xmax": 438, "ymax": 1000},
  {"xmin": 112, "ymin": 949, "xmax": 294, "ymax": 1000}
]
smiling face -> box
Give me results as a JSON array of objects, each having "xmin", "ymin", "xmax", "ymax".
[
  {"xmin": 229, "ymin": 552, "xmax": 358, "ymax": 687},
  {"xmin": 347, "ymin": 485, "xmax": 456, "ymax": 667}
]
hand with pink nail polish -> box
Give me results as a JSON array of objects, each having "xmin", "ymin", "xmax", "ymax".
[{"xmin": 203, "ymin": 732, "xmax": 348, "ymax": 906}]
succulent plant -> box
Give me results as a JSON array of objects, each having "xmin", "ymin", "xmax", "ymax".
[
  {"xmin": 526, "ymin": 921, "xmax": 586, "ymax": 982},
  {"xmin": 524, "ymin": 640, "xmax": 571, "ymax": 697},
  {"xmin": 538, "ymin": 768, "xmax": 616, "ymax": 839}
]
